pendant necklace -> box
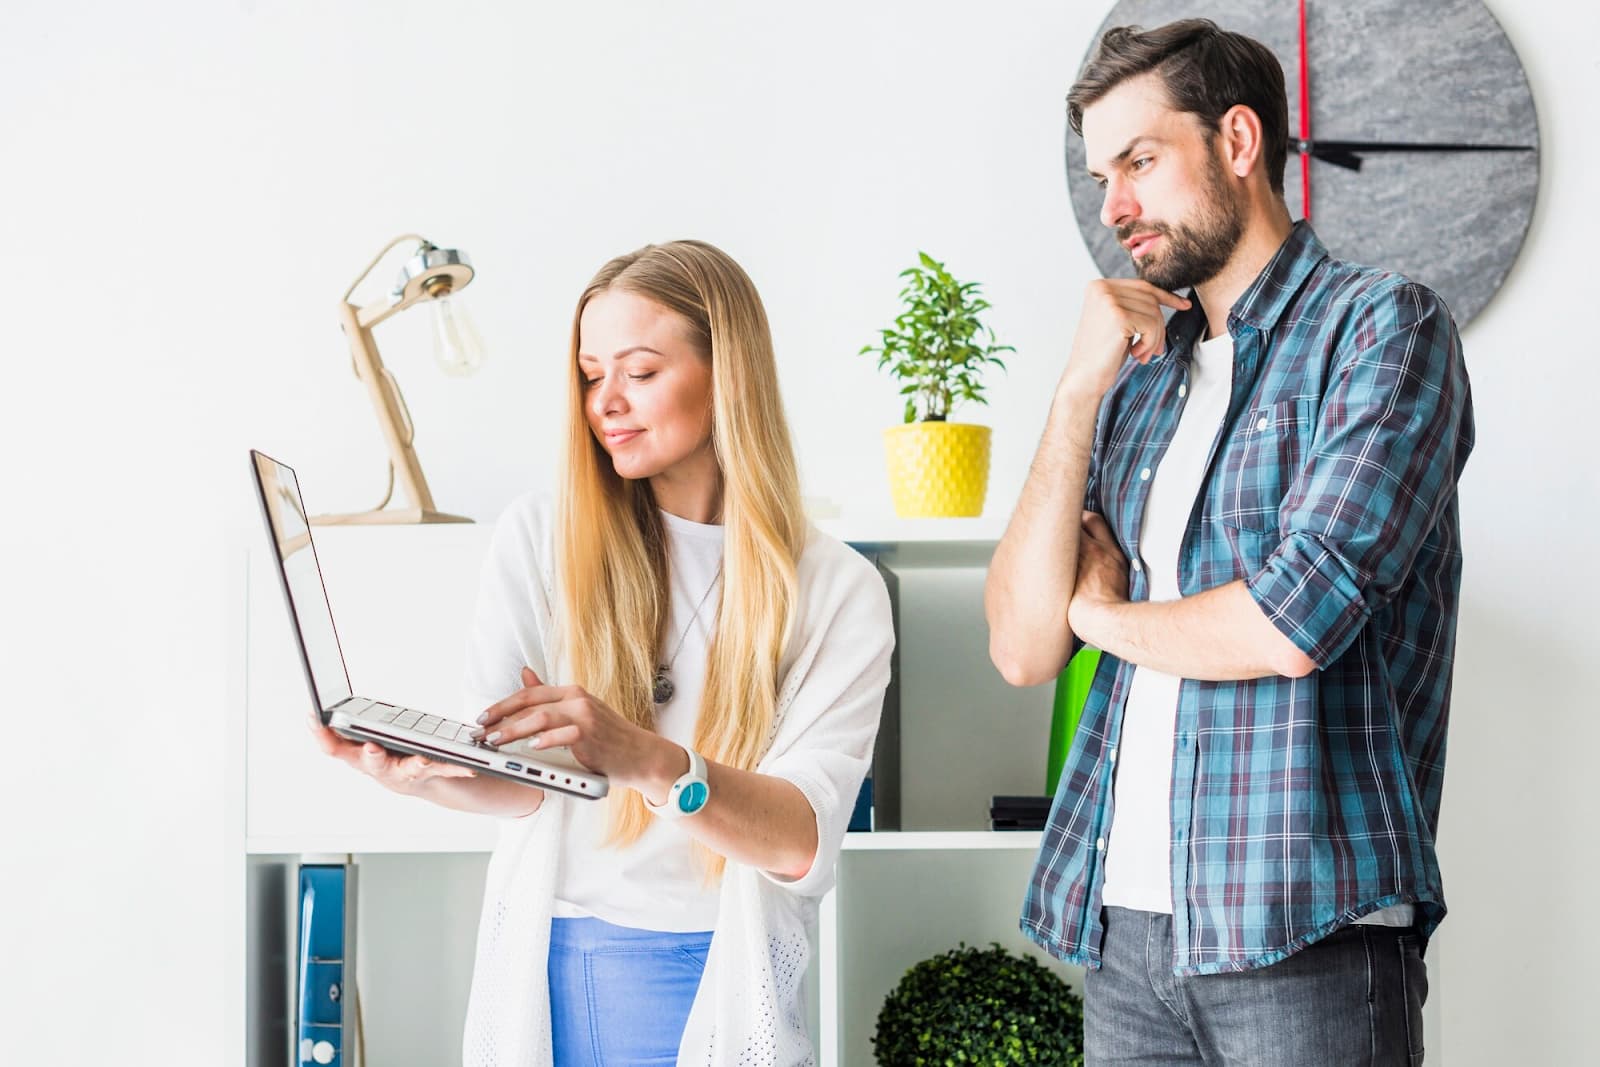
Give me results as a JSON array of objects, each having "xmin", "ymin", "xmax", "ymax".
[{"xmin": 653, "ymin": 561, "xmax": 723, "ymax": 705}]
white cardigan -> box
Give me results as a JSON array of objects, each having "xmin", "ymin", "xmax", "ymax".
[{"xmin": 459, "ymin": 494, "xmax": 894, "ymax": 1066}]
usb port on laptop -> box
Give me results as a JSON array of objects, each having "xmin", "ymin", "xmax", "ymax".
[{"xmin": 505, "ymin": 761, "xmax": 523, "ymax": 772}]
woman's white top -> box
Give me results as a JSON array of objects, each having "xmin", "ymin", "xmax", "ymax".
[
  {"xmin": 460, "ymin": 493, "xmax": 895, "ymax": 1066},
  {"xmin": 551, "ymin": 509, "xmax": 726, "ymax": 932}
]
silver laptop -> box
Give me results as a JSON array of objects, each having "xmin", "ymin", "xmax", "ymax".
[{"xmin": 250, "ymin": 449, "xmax": 607, "ymax": 800}]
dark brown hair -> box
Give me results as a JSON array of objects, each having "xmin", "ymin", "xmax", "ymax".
[{"xmin": 1067, "ymin": 18, "xmax": 1289, "ymax": 195}]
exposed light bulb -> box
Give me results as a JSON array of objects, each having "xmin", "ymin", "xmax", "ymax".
[{"xmin": 429, "ymin": 293, "xmax": 485, "ymax": 377}]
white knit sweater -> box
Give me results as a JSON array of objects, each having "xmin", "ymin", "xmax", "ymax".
[{"xmin": 459, "ymin": 493, "xmax": 894, "ymax": 1066}]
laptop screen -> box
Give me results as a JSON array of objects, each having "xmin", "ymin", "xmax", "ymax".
[{"xmin": 251, "ymin": 451, "xmax": 354, "ymax": 713}]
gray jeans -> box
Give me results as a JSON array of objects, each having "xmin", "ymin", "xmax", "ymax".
[{"xmin": 1085, "ymin": 907, "xmax": 1428, "ymax": 1066}]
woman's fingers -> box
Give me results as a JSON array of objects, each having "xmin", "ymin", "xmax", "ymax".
[
  {"xmin": 311, "ymin": 724, "xmax": 375, "ymax": 774},
  {"xmin": 360, "ymin": 742, "xmax": 393, "ymax": 775},
  {"xmin": 310, "ymin": 721, "xmax": 361, "ymax": 757},
  {"xmin": 358, "ymin": 742, "xmax": 476, "ymax": 784},
  {"xmin": 484, "ymin": 697, "xmax": 599, "ymax": 748},
  {"xmin": 309, "ymin": 722, "xmax": 339, "ymax": 754},
  {"xmin": 485, "ymin": 704, "xmax": 560, "ymax": 746},
  {"xmin": 396, "ymin": 752, "xmax": 475, "ymax": 780},
  {"xmin": 314, "ymin": 715, "xmax": 478, "ymax": 789},
  {"xmin": 478, "ymin": 677, "xmax": 565, "ymax": 728},
  {"xmin": 528, "ymin": 723, "xmax": 582, "ymax": 750}
]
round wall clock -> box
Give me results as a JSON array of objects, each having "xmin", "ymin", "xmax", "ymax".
[{"xmin": 1063, "ymin": 0, "xmax": 1539, "ymax": 327}]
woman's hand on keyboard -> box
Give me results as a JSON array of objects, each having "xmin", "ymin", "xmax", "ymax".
[{"xmin": 475, "ymin": 667, "xmax": 684, "ymax": 806}]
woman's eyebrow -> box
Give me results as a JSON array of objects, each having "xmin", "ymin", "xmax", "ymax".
[{"xmin": 577, "ymin": 345, "xmax": 667, "ymax": 363}]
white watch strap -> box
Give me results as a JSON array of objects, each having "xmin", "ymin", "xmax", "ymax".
[{"xmin": 645, "ymin": 746, "xmax": 708, "ymax": 818}]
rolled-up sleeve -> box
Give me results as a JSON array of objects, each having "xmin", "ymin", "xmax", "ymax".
[
  {"xmin": 1247, "ymin": 280, "xmax": 1473, "ymax": 668},
  {"xmin": 757, "ymin": 544, "xmax": 895, "ymax": 898}
]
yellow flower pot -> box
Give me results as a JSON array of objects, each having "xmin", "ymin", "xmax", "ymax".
[{"xmin": 882, "ymin": 422, "xmax": 992, "ymax": 518}]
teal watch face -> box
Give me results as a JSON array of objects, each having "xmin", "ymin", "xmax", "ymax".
[{"xmin": 677, "ymin": 780, "xmax": 709, "ymax": 814}]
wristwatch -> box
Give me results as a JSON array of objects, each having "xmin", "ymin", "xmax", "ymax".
[{"xmin": 645, "ymin": 746, "xmax": 710, "ymax": 819}]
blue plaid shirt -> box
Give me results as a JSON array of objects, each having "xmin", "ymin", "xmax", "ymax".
[{"xmin": 1021, "ymin": 222, "xmax": 1474, "ymax": 976}]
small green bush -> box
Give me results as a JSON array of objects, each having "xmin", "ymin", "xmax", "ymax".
[{"xmin": 872, "ymin": 942, "xmax": 1083, "ymax": 1066}]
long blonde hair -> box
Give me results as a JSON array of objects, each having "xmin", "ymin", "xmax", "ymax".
[{"xmin": 557, "ymin": 240, "xmax": 807, "ymax": 878}]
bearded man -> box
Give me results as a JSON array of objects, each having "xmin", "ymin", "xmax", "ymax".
[{"xmin": 986, "ymin": 19, "xmax": 1474, "ymax": 1065}]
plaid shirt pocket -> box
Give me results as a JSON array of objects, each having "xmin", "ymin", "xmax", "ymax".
[{"xmin": 1215, "ymin": 397, "xmax": 1318, "ymax": 532}]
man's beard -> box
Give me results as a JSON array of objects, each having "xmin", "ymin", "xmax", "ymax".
[{"xmin": 1121, "ymin": 156, "xmax": 1244, "ymax": 291}]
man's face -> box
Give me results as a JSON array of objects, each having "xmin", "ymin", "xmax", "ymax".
[{"xmin": 1082, "ymin": 73, "xmax": 1245, "ymax": 291}]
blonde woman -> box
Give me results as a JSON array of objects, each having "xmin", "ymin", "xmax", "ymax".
[{"xmin": 316, "ymin": 240, "xmax": 893, "ymax": 1065}]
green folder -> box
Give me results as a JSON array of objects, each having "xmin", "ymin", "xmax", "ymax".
[{"xmin": 1046, "ymin": 646, "xmax": 1101, "ymax": 795}]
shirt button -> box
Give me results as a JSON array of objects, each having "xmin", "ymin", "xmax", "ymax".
[
  {"xmin": 1178, "ymin": 383, "xmax": 1188, "ymax": 398},
  {"xmin": 1256, "ymin": 417, "xmax": 1269, "ymax": 432},
  {"xmin": 1109, "ymin": 747, "xmax": 1118, "ymax": 764},
  {"xmin": 1140, "ymin": 467, "xmax": 1151, "ymax": 481},
  {"xmin": 1130, "ymin": 558, "xmax": 1143, "ymax": 573},
  {"xmin": 1096, "ymin": 837, "xmax": 1106, "ymax": 851}
]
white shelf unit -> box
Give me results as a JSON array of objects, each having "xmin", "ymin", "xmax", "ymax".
[{"xmin": 233, "ymin": 520, "xmax": 1075, "ymax": 1067}]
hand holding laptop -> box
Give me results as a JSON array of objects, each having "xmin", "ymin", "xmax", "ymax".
[
  {"xmin": 310, "ymin": 719, "xmax": 477, "ymax": 790},
  {"xmin": 307, "ymin": 718, "xmax": 551, "ymax": 818}
]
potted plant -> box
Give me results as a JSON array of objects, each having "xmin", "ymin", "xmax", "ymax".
[
  {"xmin": 860, "ymin": 252, "xmax": 1012, "ymax": 517},
  {"xmin": 872, "ymin": 942, "xmax": 1084, "ymax": 1065}
]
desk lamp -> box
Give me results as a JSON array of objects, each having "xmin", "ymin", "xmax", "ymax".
[{"xmin": 312, "ymin": 234, "xmax": 484, "ymax": 525}]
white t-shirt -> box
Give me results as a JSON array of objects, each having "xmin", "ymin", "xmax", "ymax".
[
  {"xmin": 552, "ymin": 509, "xmax": 725, "ymax": 931},
  {"xmin": 1102, "ymin": 330, "xmax": 1235, "ymax": 914}
]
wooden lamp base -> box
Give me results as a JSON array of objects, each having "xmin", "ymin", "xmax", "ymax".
[{"xmin": 309, "ymin": 507, "xmax": 474, "ymax": 527}]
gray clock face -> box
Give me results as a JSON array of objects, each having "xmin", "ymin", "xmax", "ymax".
[{"xmin": 1064, "ymin": 0, "xmax": 1539, "ymax": 327}]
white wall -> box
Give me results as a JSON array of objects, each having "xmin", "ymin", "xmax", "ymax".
[
  {"xmin": 1433, "ymin": 4, "xmax": 1600, "ymax": 1061},
  {"xmin": 1, "ymin": 1, "xmax": 1594, "ymax": 1063}
]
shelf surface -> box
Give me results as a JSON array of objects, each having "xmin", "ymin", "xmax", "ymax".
[
  {"xmin": 843, "ymin": 830, "xmax": 1041, "ymax": 851},
  {"xmin": 246, "ymin": 831, "xmax": 500, "ymax": 855},
  {"xmin": 813, "ymin": 514, "xmax": 1003, "ymax": 547},
  {"xmin": 247, "ymin": 830, "xmax": 1043, "ymax": 856}
]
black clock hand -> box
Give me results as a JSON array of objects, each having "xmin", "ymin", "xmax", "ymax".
[{"xmin": 1296, "ymin": 138, "xmax": 1536, "ymax": 172}]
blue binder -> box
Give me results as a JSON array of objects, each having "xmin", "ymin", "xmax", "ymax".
[
  {"xmin": 297, "ymin": 863, "xmax": 357, "ymax": 1066},
  {"xmin": 848, "ymin": 776, "xmax": 874, "ymax": 832}
]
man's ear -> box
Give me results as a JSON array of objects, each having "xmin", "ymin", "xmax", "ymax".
[{"xmin": 1217, "ymin": 103, "xmax": 1265, "ymax": 181}]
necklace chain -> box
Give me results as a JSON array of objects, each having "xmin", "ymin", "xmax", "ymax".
[{"xmin": 653, "ymin": 560, "xmax": 723, "ymax": 705}]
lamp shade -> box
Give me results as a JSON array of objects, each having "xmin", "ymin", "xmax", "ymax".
[{"xmin": 394, "ymin": 246, "xmax": 474, "ymax": 303}]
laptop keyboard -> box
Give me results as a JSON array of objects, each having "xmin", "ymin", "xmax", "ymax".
[{"xmin": 356, "ymin": 701, "xmax": 477, "ymax": 744}]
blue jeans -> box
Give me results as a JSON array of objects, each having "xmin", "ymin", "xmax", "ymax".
[
  {"xmin": 547, "ymin": 916, "xmax": 711, "ymax": 1066},
  {"xmin": 1085, "ymin": 907, "xmax": 1428, "ymax": 1065}
]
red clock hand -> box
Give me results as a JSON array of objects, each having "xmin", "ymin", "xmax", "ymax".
[{"xmin": 1299, "ymin": 0, "xmax": 1312, "ymax": 219}]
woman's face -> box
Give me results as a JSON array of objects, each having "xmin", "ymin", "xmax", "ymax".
[{"xmin": 577, "ymin": 288, "xmax": 716, "ymax": 489}]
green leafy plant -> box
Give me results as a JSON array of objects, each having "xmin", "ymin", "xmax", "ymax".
[
  {"xmin": 872, "ymin": 942, "xmax": 1084, "ymax": 1066},
  {"xmin": 860, "ymin": 253, "xmax": 1012, "ymax": 424}
]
